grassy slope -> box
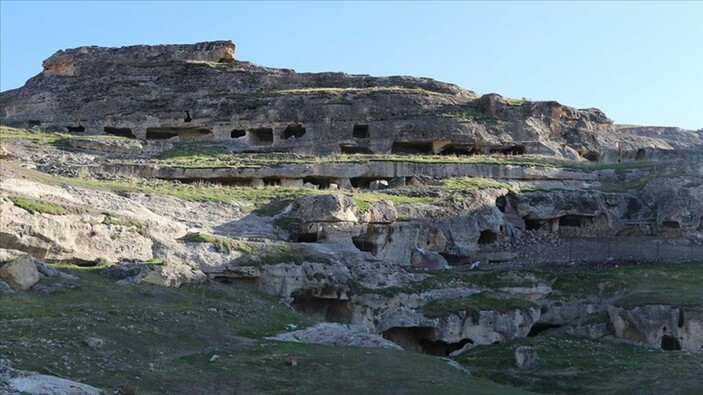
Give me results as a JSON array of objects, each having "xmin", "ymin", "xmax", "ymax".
[
  {"xmin": 455, "ymin": 333, "xmax": 703, "ymax": 394},
  {"xmin": 0, "ymin": 269, "xmax": 527, "ymax": 394}
]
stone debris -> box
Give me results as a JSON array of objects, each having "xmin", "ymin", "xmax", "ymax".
[{"xmin": 515, "ymin": 346, "xmax": 545, "ymax": 371}]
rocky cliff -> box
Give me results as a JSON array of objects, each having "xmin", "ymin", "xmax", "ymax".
[{"xmin": 2, "ymin": 40, "xmax": 701, "ymax": 161}]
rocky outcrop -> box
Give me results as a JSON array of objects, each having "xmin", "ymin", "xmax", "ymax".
[
  {"xmin": 609, "ymin": 305, "xmax": 703, "ymax": 352},
  {"xmin": 267, "ymin": 322, "xmax": 403, "ymax": 350},
  {"xmin": 640, "ymin": 177, "xmax": 703, "ymax": 232},
  {"xmin": 3, "ymin": 41, "xmax": 700, "ymax": 160},
  {"xmin": 1, "ymin": 358, "xmax": 101, "ymax": 395},
  {"xmin": 0, "ymin": 255, "xmax": 40, "ymax": 290}
]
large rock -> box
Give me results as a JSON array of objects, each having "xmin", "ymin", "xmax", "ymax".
[
  {"xmin": 0, "ymin": 255, "xmax": 40, "ymax": 290},
  {"xmin": 267, "ymin": 322, "xmax": 402, "ymax": 350},
  {"xmin": 515, "ymin": 346, "xmax": 545, "ymax": 370},
  {"xmin": 141, "ymin": 263, "xmax": 207, "ymax": 288},
  {"xmin": 411, "ymin": 248, "xmax": 449, "ymax": 270},
  {"xmin": 284, "ymin": 194, "xmax": 358, "ymax": 223}
]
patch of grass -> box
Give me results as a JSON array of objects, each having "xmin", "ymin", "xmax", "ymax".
[
  {"xmin": 442, "ymin": 177, "xmax": 514, "ymax": 193},
  {"xmin": 353, "ymin": 192, "xmax": 435, "ymax": 210},
  {"xmin": 422, "ymin": 292, "xmax": 536, "ymax": 318},
  {"xmin": 0, "ymin": 125, "xmax": 69, "ymax": 145},
  {"xmin": 183, "ymin": 232, "xmax": 258, "ymax": 254},
  {"xmin": 142, "ymin": 258, "xmax": 165, "ymax": 265},
  {"xmin": 597, "ymin": 171, "xmax": 683, "ymax": 193},
  {"xmin": 252, "ymin": 199, "xmax": 291, "ymax": 217},
  {"xmin": 102, "ymin": 215, "xmax": 147, "ymax": 234},
  {"xmin": 9, "ymin": 196, "xmax": 69, "ymax": 215},
  {"xmin": 454, "ymin": 333, "xmax": 703, "ymax": 394},
  {"xmin": 505, "ymin": 98, "xmax": 527, "ymax": 106}
]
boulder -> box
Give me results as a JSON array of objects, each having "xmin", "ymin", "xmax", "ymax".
[
  {"xmin": 0, "ymin": 255, "xmax": 40, "ymax": 290},
  {"xmin": 411, "ymin": 248, "xmax": 449, "ymax": 270},
  {"xmin": 369, "ymin": 180, "xmax": 389, "ymax": 190},
  {"xmin": 100, "ymin": 263, "xmax": 150, "ymax": 280},
  {"xmin": 285, "ymin": 194, "xmax": 358, "ymax": 223},
  {"xmin": 515, "ymin": 346, "xmax": 544, "ymax": 370},
  {"xmin": 361, "ymin": 200, "xmax": 397, "ymax": 224},
  {"xmin": 267, "ymin": 322, "xmax": 403, "ymax": 350}
]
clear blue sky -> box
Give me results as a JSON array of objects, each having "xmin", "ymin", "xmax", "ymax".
[{"xmin": 1, "ymin": 1, "xmax": 702, "ymax": 129}]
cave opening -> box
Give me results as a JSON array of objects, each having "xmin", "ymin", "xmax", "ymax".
[
  {"xmin": 66, "ymin": 125, "xmax": 85, "ymax": 132},
  {"xmin": 635, "ymin": 148, "xmax": 647, "ymax": 161},
  {"xmin": 527, "ymin": 323, "xmax": 563, "ymax": 337},
  {"xmin": 559, "ymin": 215, "xmax": 591, "ymax": 227},
  {"xmin": 104, "ymin": 127, "xmax": 136, "ymax": 138},
  {"xmin": 583, "ymin": 151, "xmax": 600, "ymax": 162},
  {"xmin": 495, "ymin": 195, "xmax": 507, "ymax": 212},
  {"xmin": 231, "ymin": 129, "xmax": 246, "ymax": 138},
  {"xmin": 382, "ymin": 327, "xmax": 473, "ymax": 356},
  {"xmin": 660, "ymin": 335, "xmax": 682, "ymax": 351},
  {"xmin": 340, "ymin": 145, "xmax": 374, "ymax": 154},
  {"xmin": 145, "ymin": 127, "xmax": 213, "ymax": 140},
  {"xmin": 662, "ymin": 221, "xmax": 680, "ymax": 229},
  {"xmin": 249, "ymin": 127, "xmax": 274, "ymax": 145},
  {"xmin": 351, "ymin": 236, "xmax": 377, "ymax": 254},
  {"xmin": 282, "ymin": 124, "xmax": 306, "ymax": 140},
  {"xmin": 391, "ymin": 141, "xmax": 434, "ymax": 155},
  {"xmin": 294, "ymin": 232, "xmax": 320, "ymax": 243},
  {"xmin": 524, "ymin": 219, "xmax": 544, "ymax": 231},
  {"xmin": 184, "ymin": 111, "xmax": 192, "ymax": 122},
  {"xmin": 490, "ymin": 145, "xmax": 526, "ymax": 155},
  {"xmin": 439, "ymin": 144, "xmax": 477, "ymax": 156},
  {"xmin": 290, "ymin": 290, "xmax": 353, "ymax": 323},
  {"xmin": 352, "ymin": 124, "xmax": 369, "ymax": 138},
  {"xmin": 478, "ymin": 230, "xmax": 498, "ymax": 245},
  {"xmin": 27, "ymin": 120, "xmax": 42, "ymax": 127}
]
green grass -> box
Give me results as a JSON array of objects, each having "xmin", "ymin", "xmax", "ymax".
[
  {"xmin": 505, "ymin": 98, "xmax": 527, "ymax": 106},
  {"xmin": 0, "ymin": 268, "xmax": 525, "ymax": 394},
  {"xmin": 597, "ymin": 171, "xmax": 684, "ymax": 193},
  {"xmin": 9, "ymin": 196, "xmax": 69, "ymax": 215},
  {"xmin": 0, "ymin": 125, "xmax": 69, "ymax": 145},
  {"xmin": 442, "ymin": 177, "xmax": 514, "ymax": 193},
  {"xmin": 454, "ymin": 333, "xmax": 703, "ymax": 394},
  {"xmin": 102, "ymin": 215, "xmax": 147, "ymax": 234},
  {"xmin": 422, "ymin": 292, "xmax": 537, "ymax": 318}
]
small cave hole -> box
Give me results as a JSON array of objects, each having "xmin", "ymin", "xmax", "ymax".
[
  {"xmin": 27, "ymin": 120, "xmax": 42, "ymax": 127},
  {"xmin": 104, "ymin": 127, "xmax": 135, "ymax": 138},
  {"xmin": 340, "ymin": 145, "xmax": 374, "ymax": 154},
  {"xmin": 583, "ymin": 151, "xmax": 600, "ymax": 162},
  {"xmin": 231, "ymin": 129, "xmax": 246, "ymax": 138},
  {"xmin": 352, "ymin": 124, "xmax": 369, "ymax": 138},
  {"xmin": 490, "ymin": 145, "xmax": 526, "ymax": 155},
  {"xmin": 559, "ymin": 215, "xmax": 591, "ymax": 227},
  {"xmin": 439, "ymin": 144, "xmax": 477, "ymax": 156},
  {"xmin": 635, "ymin": 148, "xmax": 647, "ymax": 161},
  {"xmin": 282, "ymin": 124, "xmax": 306, "ymax": 140},
  {"xmin": 660, "ymin": 335, "xmax": 681, "ymax": 351},
  {"xmin": 290, "ymin": 290, "xmax": 352, "ymax": 323},
  {"xmin": 66, "ymin": 125, "xmax": 85, "ymax": 132},
  {"xmin": 294, "ymin": 232, "xmax": 320, "ymax": 243},
  {"xmin": 495, "ymin": 196, "xmax": 507, "ymax": 213},
  {"xmin": 678, "ymin": 309, "xmax": 685, "ymax": 328},
  {"xmin": 524, "ymin": 219, "xmax": 544, "ymax": 231},
  {"xmin": 391, "ymin": 141, "xmax": 434, "ymax": 155},
  {"xmin": 249, "ymin": 127, "xmax": 274, "ymax": 146},
  {"xmin": 528, "ymin": 323, "xmax": 563, "ymax": 337},
  {"xmin": 351, "ymin": 236, "xmax": 377, "ymax": 254},
  {"xmin": 478, "ymin": 230, "xmax": 498, "ymax": 245},
  {"xmin": 184, "ymin": 111, "xmax": 192, "ymax": 123},
  {"xmin": 662, "ymin": 221, "xmax": 680, "ymax": 229}
]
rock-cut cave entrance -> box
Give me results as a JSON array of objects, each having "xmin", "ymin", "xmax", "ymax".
[
  {"xmin": 352, "ymin": 124, "xmax": 370, "ymax": 139},
  {"xmin": 282, "ymin": 124, "xmax": 306, "ymax": 140},
  {"xmin": 249, "ymin": 128, "xmax": 274, "ymax": 145},
  {"xmin": 104, "ymin": 127, "xmax": 136, "ymax": 138},
  {"xmin": 382, "ymin": 327, "xmax": 473, "ymax": 356},
  {"xmin": 660, "ymin": 335, "xmax": 682, "ymax": 351}
]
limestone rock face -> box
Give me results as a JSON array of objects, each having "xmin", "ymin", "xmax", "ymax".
[
  {"xmin": 608, "ymin": 305, "xmax": 703, "ymax": 352},
  {"xmin": 640, "ymin": 177, "xmax": 703, "ymax": 232},
  {"xmin": 0, "ymin": 200, "xmax": 153, "ymax": 263},
  {"xmin": 0, "ymin": 255, "xmax": 40, "ymax": 290},
  {"xmin": 141, "ymin": 263, "xmax": 207, "ymax": 288},
  {"xmin": 3, "ymin": 41, "xmax": 700, "ymax": 160}
]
